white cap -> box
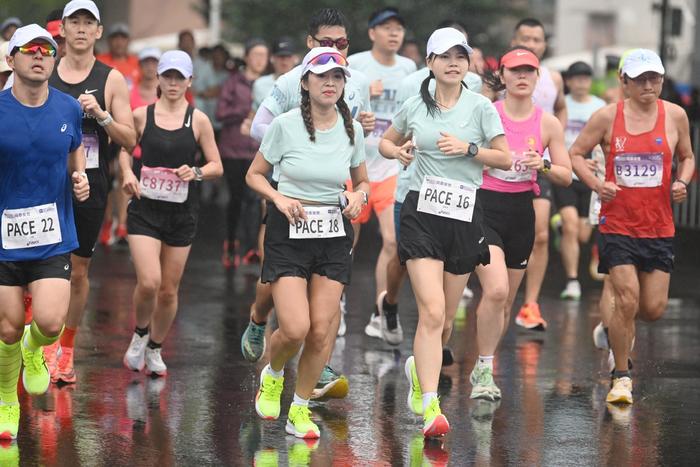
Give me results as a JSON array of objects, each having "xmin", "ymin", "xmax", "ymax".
[
  {"xmin": 300, "ymin": 47, "xmax": 351, "ymax": 77},
  {"xmin": 0, "ymin": 42, "xmax": 10, "ymax": 73},
  {"xmin": 138, "ymin": 47, "xmax": 162, "ymax": 61},
  {"xmin": 62, "ymin": 0, "xmax": 101, "ymax": 22},
  {"xmin": 7, "ymin": 24, "xmax": 59, "ymax": 53},
  {"xmin": 620, "ymin": 48, "xmax": 665, "ymax": 78},
  {"xmin": 158, "ymin": 50, "xmax": 193, "ymax": 78},
  {"xmin": 426, "ymin": 27, "xmax": 472, "ymax": 58}
]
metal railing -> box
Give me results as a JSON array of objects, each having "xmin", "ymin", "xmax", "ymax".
[{"xmin": 673, "ymin": 122, "xmax": 700, "ymax": 229}]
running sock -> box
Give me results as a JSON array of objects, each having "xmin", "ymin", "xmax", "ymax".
[
  {"xmin": 373, "ymin": 305, "xmax": 380, "ymax": 318},
  {"xmin": 146, "ymin": 339, "xmax": 161, "ymax": 350},
  {"xmin": 251, "ymin": 317, "xmax": 267, "ymax": 326},
  {"xmin": 24, "ymin": 321, "xmax": 60, "ymax": 352},
  {"xmin": 134, "ymin": 326, "xmax": 149, "ymax": 337},
  {"xmin": 60, "ymin": 326, "xmax": 77, "ymax": 348},
  {"xmin": 383, "ymin": 297, "xmax": 398, "ymax": 312},
  {"xmin": 266, "ymin": 365, "xmax": 284, "ymax": 378},
  {"xmin": 292, "ymin": 393, "xmax": 309, "ymax": 407},
  {"xmin": 0, "ymin": 340, "xmax": 21, "ymax": 404},
  {"xmin": 612, "ymin": 369, "xmax": 631, "ymax": 379},
  {"xmin": 478, "ymin": 355, "xmax": 494, "ymax": 370},
  {"xmin": 568, "ymin": 277, "xmax": 578, "ymax": 282},
  {"xmin": 422, "ymin": 392, "xmax": 438, "ymax": 411}
]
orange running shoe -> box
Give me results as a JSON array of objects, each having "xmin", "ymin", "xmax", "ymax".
[
  {"xmin": 44, "ymin": 342, "xmax": 61, "ymax": 382},
  {"xmin": 515, "ymin": 303, "xmax": 547, "ymax": 331},
  {"xmin": 98, "ymin": 219, "xmax": 113, "ymax": 246},
  {"xmin": 54, "ymin": 347, "xmax": 76, "ymax": 384}
]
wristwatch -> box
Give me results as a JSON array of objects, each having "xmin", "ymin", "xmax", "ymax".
[
  {"xmin": 540, "ymin": 159, "xmax": 552, "ymax": 174},
  {"xmin": 97, "ymin": 112, "xmax": 113, "ymax": 127},
  {"xmin": 465, "ymin": 142, "xmax": 479, "ymax": 158},
  {"xmin": 358, "ymin": 190, "xmax": 369, "ymax": 205},
  {"xmin": 675, "ymin": 178, "xmax": 689, "ymax": 187},
  {"xmin": 192, "ymin": 166, "xmax": 204, "ymax": 181}
]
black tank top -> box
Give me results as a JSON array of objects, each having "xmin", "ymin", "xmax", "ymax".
[
  {"xmin": 139, "ymin": 103, "xmax": 199, "ymax": 207},
  {"xmin": 49, "ymin": 59, "xmax": 112, "ymax": 209}
]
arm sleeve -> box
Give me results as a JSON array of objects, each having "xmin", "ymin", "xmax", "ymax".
[
  {"xmin": 259, "ymin": 117, "xmax": 284, "ymax": 166},
  {"xmin": 250, "ymin": 106, "xmax": 276, "ymax": 143},
  {"xmin": 350, "ymin": 123, "xmax": 366, "ymax": 168}
]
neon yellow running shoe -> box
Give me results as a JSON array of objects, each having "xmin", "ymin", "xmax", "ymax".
[
  {"xmin": 253, "ymin": 448, "xmax": 279, "ymax": 467},
  {"xmin": 404, "ymin": 356, "xmax": 423, "ymax": 415},
  {"xmin": 255, "ymin": 365, "xmax": 284, "ymax": 420},
  {"xmin": 422, "ymin": 398, "xmax": 450, "ymax": 438},
  {"xmin": 21, "ymin": 326, "xmax": 49, "ymax": 395},
  {"xmin": 0, "ymin": 403, "xmax": 19, "ymax": 440},
  {"xmin": 285, "ymin": 404, "xmax": 320, "ymax": 439}
]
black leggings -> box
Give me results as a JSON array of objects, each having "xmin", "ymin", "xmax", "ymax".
[{"xmin": 223, "ymin": 159, "xmax": 259, "ymax": 253}]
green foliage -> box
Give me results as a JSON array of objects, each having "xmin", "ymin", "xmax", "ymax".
[{"xmin": 1, "ymin": 0, "xmax": 108, "ymax": 27}]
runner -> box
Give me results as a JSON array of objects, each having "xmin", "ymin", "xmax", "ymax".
[
  {"xmin": 553, "ymin": 61, "xmax": 605, "ymax": 300},
  {"xmin": 510, "ymin": 18, "xmax": 567, "ymax": 331},
  {"xmin": 45, "ymin": 0, "xmax": 137, "ymax": 384},
  {"xmin": 247, "ymin": 47, "xmax": 368, "ymax": 438},
  {"xmin": 471, "ymin": 47, "xmax": 571, "ymax": 401},
  {"xmin": 120, "ymin": 50, "xmax": 223, "ymax": 376},
  {"xmin": 346, "ymin": 8, "xmax": 416, "ymax": 343},
  {"xmin": 243, "ymin": 8, "xmax": 374, "ymax": 402},
  {"xmin": 569, "ymin": 49, "xmax": 695, "ymax": 404},
  {"xmin": 252, "ymin": 37, "xmax": 298, "ymax": 111},
  {"xmin": 381, "ymin": 28, "xmax": 510, "ymax": 436},
  {"xmin": 0, "ymin": 23, "xmax": 89, "ymax": 439}
]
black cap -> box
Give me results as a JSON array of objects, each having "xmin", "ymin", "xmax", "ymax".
[
  {"xmin": 272, "ymin": 36, "xmax": 296, "ymax": 56},
  {"xmin": 566, "ymin": 61, "xmax": 593, "ymax": 77},
  {"xmin": 244, "ymin": 37, "xmax": 267, "ymax": 55},
  {"xmin": 368, "ymin": 8, "xmax": 404, "ymax": 28}
]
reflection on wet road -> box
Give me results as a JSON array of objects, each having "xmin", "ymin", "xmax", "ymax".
[{"xmin": 6, "ymin": 210, "xmax": 700, "ymax": 466}]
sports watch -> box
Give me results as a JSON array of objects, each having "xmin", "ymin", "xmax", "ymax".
[
  {"xmin": 465, "ymin": 142, "xmax": 479, "ymax": 158},
  {"xmin": 193, "ymin": 166, "xmax": 204, "ymax": 181},
  {"xmin": 540, "ymin": 159, "xmax": 552, "ymax": 174}
]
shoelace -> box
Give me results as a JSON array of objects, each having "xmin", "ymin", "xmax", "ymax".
[
  {"xmin": 26, "ymin": 348, "xmax": 45, "ymax": 373},
  {"xmin": 292, "ymin": 405, "xmax": 313, "ymax": 424},
  {"xmin": 262, "ymin": 376, "xmax": 283, "ymax": 399}
]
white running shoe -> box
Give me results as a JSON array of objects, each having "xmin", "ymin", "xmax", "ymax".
[
  {"xmin": 377, "ymin": 291, "xmax": 403, "ymax": 345},
  {"xmin": 364, "ymin": 314, "xmax": 382, "ymax": 339},
  {"xmin": 123, "ymin": 333, "xmax": 149, "ymax": 371},
  {"xmin": 144, "ymin": 347, "xmax": 167, "ymax": 376},
  {"xmin": 593, "ymin": 322, "xmax": 609, "ymax": 350},
  {"xmin": 560, "ymin": 280, "xmax": 581, "ymax": 300},
  {"xmin": 462, "ymin": 285, "xmax": 474, "ymax": 299},
  {"xmin": 337, "ymin": 293, "xmax": 347, "ymax": 337}
]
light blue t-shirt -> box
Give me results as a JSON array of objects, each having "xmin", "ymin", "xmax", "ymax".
[
  {"xmin": 260, "ymin": 108, "xmax": 365, "ymax": 205},
  {"xmin": 347, "ymin": 51, "xmax": 416, "ymax": 181},
  {"xmin": 565, "ymin": 94, "xmax": 605, "ymax": 180},
  {"xmin": 394, "ymin": 69, "xmax": 483, "ymax": 202},
  {"xmin": 392, "ymin": 90, "xmax": 504, "ymax": 193},
  {"xmin": 252, "ymin": 73, "xmax": 275, "ymax": 112},
  {"xmin": 260, "ymin": 64, "xmax": 371, "ymax": 119}
]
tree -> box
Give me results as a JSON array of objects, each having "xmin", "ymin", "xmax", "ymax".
[{"xmin": 1, "ymin": 0, "xmax": 109, "ymax": 28}]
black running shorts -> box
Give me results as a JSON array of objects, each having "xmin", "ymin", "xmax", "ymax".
[
  {"xmin": 73, "ymin": 206, "xmax": 105, "ymax": 258},
  {"xmin": 479, "ymin": 189, "xmax": 535, "ymax": 269},
  {"xmin": 553, "ymin": 179, "xmax": 592, "ymax": 217},
  {"xmin": 598, "ymin": 233, "xmax": 674, "ymax": 274},
  {"xmin": 0, "ymin": 253, "xmax": 72, "ymax": 286},
  {"xmin": 127, "ymin": 198, "xmax": 198, "ymax": 247}
]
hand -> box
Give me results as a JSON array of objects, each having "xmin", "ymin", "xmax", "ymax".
[
  {"xmin": 71, "ymin": 171, "xmax": 90, "ymax": 202},
  {"xmin": 395, "ymin": 139, "xmax": 415, "ymax": 167},
  {"xmin": 672, "ymin": 181, "xmax": 688, "ymax": 203},
  {"xmin": 175, "ymin": 165, "xmax": 196, "ymax": 181},
  {"xmin": 596, "ymin": 180, "xmax": 622, "ymax": 202},
  {"xmin": 521, "ymin": 150, "xmax": 544, "ymax": 170},
  {"xmin": 358, "ymin": 111, "xmax": 375, "ymax": 134},
  {"xmin": 122, "ymin": 169, "xmax": 140, "ymax": 199},
  {"xmin": 240, "ymin": 117, "xmax": 252, "ymax": 136},
  {"xmin": 342, "ymin": 190, "xmax": 364, "ymax": 219},
  {"xmin": 273, "ymin": 195, "xmax": 307, "ymax": 224},
  {"xmin": 369, "ymin": 80, "xmax": 383, "ymax": 98},
  {"xmin": 77, "ymin": 94, "xmax": 108, "ymax": 120},
  {"xmin": 437, "ymin": 132, "xmax": 467, "ymax": 156}
]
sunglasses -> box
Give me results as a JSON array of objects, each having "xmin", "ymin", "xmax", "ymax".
[
  {"xmin": 313, "ymin": 36, "xmax": 350, "ymax": 51},
  {"xmin": 309, "ymin": 52, "xmax": 348, "ymax": 67},
  {"xmin": 15, "ymin": 43, "xmax": 57, "ymax": 58},
  {"xmin": 628, "ymin": 73, "xmax": 663, "ymax": 85}
]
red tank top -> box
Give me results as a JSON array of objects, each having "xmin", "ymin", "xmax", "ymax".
[{"xmin": 600, "ymin": 100, "xmax": 674, "ymax": 238}]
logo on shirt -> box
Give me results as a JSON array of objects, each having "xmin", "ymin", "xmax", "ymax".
[
  {"xmin": 61, "ymin": 124, "xmax": 67, "ymax": 133},
  {"xmin": 614, "ymin": 136, "xmax": 627, "ymax": 152},
  {"xmin": 478, "ymin": 237, "xmax": 484, "ymax": 244},
  {"xmin": 655, "ymin": 137, "xmax": 663, "ymax": 145},
  {"xmin": 84, "ymin": 89, "xmax": 98, "ymax": 94},
  {"xmin": 184, "ymin": 114, "xmax": 191, "ymax": 128}
]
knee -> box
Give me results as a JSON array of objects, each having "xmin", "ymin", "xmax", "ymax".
[
  {"xmin": 481, "ymin": 284, "xmax": 508, "ymax": 307},
  {"xmin": 614, "ymin": 287, "xmax": 639, "ymax": 317},
  {"xmin": 418, "ymin": 304, "xmax": 445, "ymax": 332},
  {"xmin": 0, "ymin": 322, "xmax": 22, "ymax": 344},
  {"xmin": 561, "ymin": 219, "xmax": 578, "ymax": 238},
  {"xmin": 639, "ymin": 298, "xmax": 667, "ymax": 322},
  {"xmin": 157, "ymin": 285, "xmax": 179, "ymax": 304},
  {"xmin": 305, "ymin": 321, "xmax": 333, "ymax": 350},
  {"xmin": 34, "ymin": 320, "xmax": 64, "ymax": 337},
  {"xmin": 533, "ymin": 228, "xmax": 548, "ymax": 247},
  {"xmin": 70, "ymin": 264, "xmax": 89, "ymax": 288},
  {"xmin": 281, "ymin": 321, "xmax": 310, "ymax": 346},
  {"xmin": 137, "ymin": 276, "xmax": 161, "ymax": 298}
]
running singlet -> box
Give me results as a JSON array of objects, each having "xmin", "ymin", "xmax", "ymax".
[
  {"xmin": 0, "ymin": 88, "xmax": 81, "ymax": 261},
  {"xmin": 138, "ymin": 104, "xmax": 199, "ymax": 206},
  {"xmin": 49, "ymin": 59, "xmax": 112, "ymax": 209},
  {"xmin": 533, "ymin": 66, "xmax": 557, "ymax": 115},
  {"xmin": 482, "ymin": 100, "xmax": 543, "ymax": 193},
  {"xmin": 600, "ymin": 100, "xmax": 674, "ymax": 238}
]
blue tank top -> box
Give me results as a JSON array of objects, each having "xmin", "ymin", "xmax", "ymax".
[{"xmin": 0, "ymin": 87, "xmax": 82, "ymax": 261}]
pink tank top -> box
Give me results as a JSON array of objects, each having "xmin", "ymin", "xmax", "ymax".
[{"xmin": 482, "ymin": 100, "xmax": 543, "ymax": 193}]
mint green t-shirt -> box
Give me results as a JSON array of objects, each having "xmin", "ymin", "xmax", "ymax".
[
  {"xmin": 392, "ymin": 90, "xmax": 504, "ymax": 193},
  {"xmin": 252, "ymin": 73, "xmax": 275, "ymax": 112},
  {"xmin": 393, "ymin": 69, "xmax": 483, "ymax": 203},
  {"xmin": 260, "ymin": 64, "xmax": 371, "ymax": 119},
  {"xmin": 260, "ymin": 108, "xmax": 366, "ymax": 204}
]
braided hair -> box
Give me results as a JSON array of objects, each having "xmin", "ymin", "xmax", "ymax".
[{"xmin": 300, "ymin": 73, "xmax": 354, "ymax": 144}]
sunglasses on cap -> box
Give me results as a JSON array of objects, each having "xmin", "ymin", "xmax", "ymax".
[
  {"xmin": 308, "ymin": 52, "xmax": 348, "ymax": 67},
  {"xmin": 312, "ymin": 36, "xmax": 349, "ymax": 51},
  {"xmin": 14, "ymin": 43, "xmax": 57, "ymax": 58}
]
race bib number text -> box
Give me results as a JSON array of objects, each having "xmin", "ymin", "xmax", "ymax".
[
  {"xmin": 488, "ymin": 152, "xmax": 533, "ymax": 183},
  {"xmin": 289, "ymin": 206, "xmax": 346, "ymax": 239},
  {"xmin": 2, "ymin": 203, "xmax": 62, "ymax": 250},
  {"xmin": 417, "ymin": 175, "xmax": 476, "ymax": 222},
  {"xmin": 140, "ymin": 167, "xmax": 189, "ymax": 203},
  {"xmin": 614, "ymin": 153, "xmax": 663, "ymax": 188},
  {"xmin": 83, "ymin": 133, "xmax": 100, "ymax": 169}
]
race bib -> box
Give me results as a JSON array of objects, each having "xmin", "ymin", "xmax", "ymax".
[
  {"xmin": 417, "ymin": 175, "xmax": 476, "ymax": 222},
  {"xmin": 2, "ymin": 203, "xmax": 62, "ymax": 250},
  {"xmin": 589, "ymin": 190, "xmax": 601, "ymax": 226},
  {"xmin": 289, "ymin": 206, "xmax": 346, "ymax": 239},
  {"xmin": 83, "ymin": 133, "xmax": 100, "ymax": 169},
  {"xmin": 140, "ymin": 166, "xmax": 189, "ymax": 203},
  {"xmin": 614, "ymin": 153, "xmax": 663, "ymax": 188},
  {"xmin": 488, "ymin": 152, "xmax": 533, "ymax": 183}
]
